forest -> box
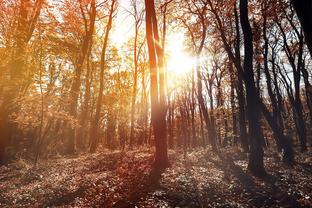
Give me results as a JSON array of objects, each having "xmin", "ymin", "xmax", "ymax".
[{"xmin": 0, "ymin": 0, "xmax": 312, "ymax": 207}]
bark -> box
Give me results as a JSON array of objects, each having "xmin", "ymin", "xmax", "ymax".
[
  {"xmin": 191, "ymin": 66, "xmax": 196, "ymax": 147},
  {"xmin": 89, "ymin": 0, "xmax": 116, "ymax": 153},
  {"xmin": 301, "ymin": 65, "xmax": 312, "ymax": 134},
  {"xmin": 145, "ymin": 0, "xmax": 169, "ymax": 169},
  {"xmin": 277, "ymin": 20, "xmax": 307, "ymax": 151},
  {"xmin": 262, "ymin": 8, "xmax": 283, "ymax": 149},
  {"xmin": 240, "ymin": 0, "xmax": 266, "ymax": 176},
  {"xmin": 209, "ymin": 0, "xmax": 293, "ymax": 164},
  {"xmin": 77, "ymin": 49, "xmax": 93, "ymax": 150},
  {"xmin": 196, "ymin": 2, "xmax": 217, "ymax": 151},
  {"xmin": 234, "ymin": 3, "xmax": 249, "ymax": 151},
  {"xmin": 229, "ymin": 63, "xmax": 238, "ymax": 145},
  {"xmin": 292, "ymin": 0, "xmax": 312, "ymax": 56},
  {"xmin": 129, "ymin": 2, "xmax": 143, "ymax": 148},
  {"xmin": 66, "ymin": 0, "xmax": 96, "ymax": 153}
]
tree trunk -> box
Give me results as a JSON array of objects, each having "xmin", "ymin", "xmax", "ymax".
[
  {"xmin": 89, "ymin": 0, "xmax": 115, "ymax": 153},
  {"xmin": 77, "ymin": 40, "xmax": 94, "ymax": 151},
  {"xmin": 145, "ymin": 0, "xmax": 169, "ymax": 170},
  {"xmin": 229, "ymin": 63, "xmax": 238, "ymax": 145},
  {"xmin": 129, "ymin": 9, "xmax": 141, "ymax": 148},
  {"xmin": 66, "ymin": 0, "xmax": 96, "ymax": 154},
  {"xmin": 292, "ymin": 0, "xmax": 312, "ymax": 56},
  {"xmin": 240, "ymin": 0, "xmax": 266, "ymax": 176},
  {"xmin": 234, "ymin": 5, "xmax": 249, "ymax": 152}
]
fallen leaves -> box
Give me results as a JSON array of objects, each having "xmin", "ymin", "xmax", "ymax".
[{"xmin": 0, "ymin": 147, "xmax": 312, "ymax": 207}]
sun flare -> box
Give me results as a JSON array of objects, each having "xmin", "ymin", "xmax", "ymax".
[{"xmin": 166, "ymin": 33, "xmax": 195, "ymax": 75}]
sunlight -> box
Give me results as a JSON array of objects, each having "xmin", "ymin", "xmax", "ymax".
[{"xmin": 166, "ymin": 32, "xmax": 195, "ymax": 75}]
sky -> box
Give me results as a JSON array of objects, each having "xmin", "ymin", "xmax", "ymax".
[{"xmin": 111, "ymin": 0, "xmax": 134, "ymax": 47}]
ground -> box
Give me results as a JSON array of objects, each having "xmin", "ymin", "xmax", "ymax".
[{"xmin": 1, "ymin": 147, "xmax": 312, "ymax": 208}]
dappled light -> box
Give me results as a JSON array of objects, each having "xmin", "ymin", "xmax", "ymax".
[{"xmin": 1, "ymin": 0, "xmax": 312, "ymax": 207}]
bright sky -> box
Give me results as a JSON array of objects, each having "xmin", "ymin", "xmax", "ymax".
[
  {"xmin": 111, "ymin": 0, "xmax": 134, "ymax": 46},
  {"xmin": 112, "ymin": 0, "xmax": 195, "ymax": 79}
]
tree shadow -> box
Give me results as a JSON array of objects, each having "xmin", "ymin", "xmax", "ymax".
[
  {"xmin": 112, "ymin": 167, "xmax": 164, "ymax": 208},
  {"xmin": 208, "ymin": 152, "xmax": 300, "ymax": 208}
]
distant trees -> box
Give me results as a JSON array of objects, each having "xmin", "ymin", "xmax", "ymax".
[
  {"xmin": 66, "ymin": 0, "xmax": 97, "ymax": 154},
  {"xmin": 0, "ymin": 0, "xmax": 311, "ymax": 177},
  {"xmin": 0, "ymin": 0, "xmax": 43, "ymax": 164},
  {"xmin": 128, "ymin": 0, "xmax": 144, "ymax": 149},
  {"xmin": 89, "ymin": 0, "xmax": 117, "ymax": 153}
]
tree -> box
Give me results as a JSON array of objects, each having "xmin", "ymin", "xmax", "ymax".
[
  {"xmin": 0, "ymin": 0, "xmax": 43, "ymax": 164},
  {"xmin": 292, "ymin": 0, "xmax": 312, "ymax": 56},
  {"xmin": 64, "ymin": 0, "xmax": 97, "ymax": 154},
  {"xmin": 239, "ymin": 0, "xmax": 266, "ymax": 176},
  {"xmin": 145, "ymin": 0, "xmax": 169, "ymax": 169},
  {"xmin": 128, "ymin": 0, "xmax": 144, "ymax": 149},
  {"xmin": 89, "ymin": 0, "xmax": 117, "ymax": 153}
]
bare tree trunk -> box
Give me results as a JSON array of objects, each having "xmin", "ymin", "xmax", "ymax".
[
  {"xmin": 145, "ymin": 0, "xmax": 169, "ymax": 170},
  {"xmin": 129, "ymin": 2, "xmax": 143, "ymax": 148},
  {"xmin": 208, "ymin": 0, "xmax": 293, "ymax": 164},
  {"xmin": 262, "ymin": 8, "xmax": 283, "ymax": 150},
  {"xmin": 77, "ymin": 50, "xmax": 93, "ymax": 151},
  {"xmin": 301, "ymin": 65, "xmax": 312, "ymax": 138},
  {"xmin": 292, "ymin": 0, "xmax": 312, "ymax": 56},
  {"xmin": 66, "ymin": 0, "xmax": 96, "ymax": 154},
  {"xmin": 191, "ymin": 67, "xmax": 196, "ymax": 147},
  {"xmin": 240, "ymin": 0, "xmax": 266, "ymax": 176},
  {"xmin": 234, "ymin": 5, "xmax": 248, "ymax": 152},
  {"xmin": 89, "ymin": 0, "xmax": 116, "ymax": 152},
  {"xmin": 229, "ymin": 62, "xmax": 238, "ymax": 145}
]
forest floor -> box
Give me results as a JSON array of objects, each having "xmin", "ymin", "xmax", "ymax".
[{"xmin": 1, "ymin": 147, "xmax": 312, "ymax": 208}]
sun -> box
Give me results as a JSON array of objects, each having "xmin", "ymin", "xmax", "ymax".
[{"xmin": 166, "ymin": 32, "xmax": 194, "ymax": 75}]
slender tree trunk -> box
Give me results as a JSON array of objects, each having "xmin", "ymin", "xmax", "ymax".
[
  {"xmin": 77, "ymin": 42, "xmax": 93, "ymax": 151},
  {"xmin": 229, "ymin": 62, "xmax": 238, "ymax": 145},
  {"xmin": 262, "ymin": 11, "xmax": 283, "ymax": 150},
  {"xmin": 191, "ymin": 67, "xmax": 196, "ymax": 147},
  {"xmin": 129, "ymin": 13, "xmax": 141, "ymax": 148},
  {"xmin": 199, "ymin": 104, "xmax": 205, "ymax": 147},
  {"xmin": 66, "ymin": 0, "xmax": 96, "ymax": 154},
  {"xmin": 89, "ymin": 0, "xmax": 115, "ymax": 152},
  {"xmin": 271, "ymin": 53, "xmax": 285, "ymax": 131}
]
